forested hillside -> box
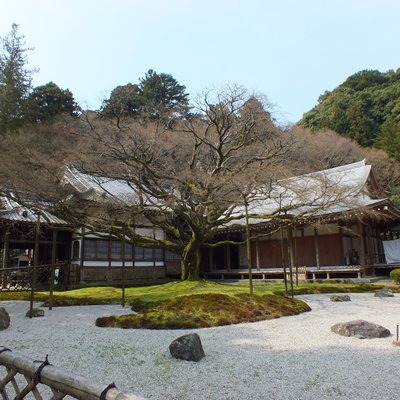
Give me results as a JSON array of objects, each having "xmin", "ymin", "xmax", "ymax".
[
  {"xmin": 299, "ymin": 69, "xmax": 400, "ymax": 160},
  {"xmin": 2, "ymin": 24, "xmax": 400, "ymax": 206}
]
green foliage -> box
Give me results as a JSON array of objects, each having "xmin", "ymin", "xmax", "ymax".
[
  {"xmin": 95, "ymin": 293, "xmax": 311, "ymax": 329},
  {"xmin": 390, "ymin": 268, "xmax": 400, "ymax": 284},
  {"xmin": 100, "ymin": 69, "xmax": 190, "ymax": 121},
  {"xmin": 342, "ymin": 69, "xmax": 391, "ymax": 91},
  {"xmin": 299, "ymin": 68, "xmax": 400, "ymax": 152},
  {"xmin": 26, "ymin": 81, "xmax": 80, "ymax": 122},
  {"xmin": 100, "ymin": 83, "xmax": 141, "ymax": 120},
  {"xmin": 0, "ymin": 23, "xmax": 35, "ymax": 131},
  {"xmin": 273, "ymin": 283, "xmax": 383, "ymax": 296},
  {"xmin": 139, "ymin": 69, "xmax": 190, "ymax": 118},
  {"xmin": 0, "ymin": 25, "xmax": 79, "ymax": 131},
  {"xmin": 375, "ymin": 117, "xmax": 400, "ymax": 161}
]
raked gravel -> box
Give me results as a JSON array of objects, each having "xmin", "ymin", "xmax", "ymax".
[{"xmin": 1, "ymin": 293, "xmax": 400, "ymax": 399}]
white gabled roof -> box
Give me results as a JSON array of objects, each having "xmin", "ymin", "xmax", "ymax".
[
  {"xmin": 224, "ymin": 159, "xmax": 385, "ymax": 227},
  {"xmin": 1, "ymin": 160, "xmax": 385, "ymax": 227},
  {"xmin": 63, "ymin": 167, "xmax": 141, "ymax": 205}
]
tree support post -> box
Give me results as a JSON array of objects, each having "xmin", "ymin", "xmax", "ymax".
[
  {"xmin": 287, "ymin": 224, "xmax": 295, "ymax": 299},
  {"xmin": 121, "ymin": 226, "xmax": 126, "ymax": 308},
  {"xmin": 29, "ymin": 214, "xmax": 40, "ymax": 318},
  {"xmin": 49, "ymin": 229, "xmax": 57, "ymax": 310}
]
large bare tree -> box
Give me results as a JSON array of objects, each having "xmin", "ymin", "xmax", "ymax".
[
  {"xmin": 0, "ymin": 88, "xmax": 384, "ymax": 283},
  {"xmin": 70, "ymin": 87, "xmax": 289, "ymax": 280}
]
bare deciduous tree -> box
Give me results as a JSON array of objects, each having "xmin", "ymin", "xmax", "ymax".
[{"xmin": 70, "ymin": 86, "xmax": 289, "ymax": 280}]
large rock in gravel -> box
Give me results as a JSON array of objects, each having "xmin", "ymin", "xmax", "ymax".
[
  {"xmin": 330, "ymin": 295, "xmax": 351, "ymax": 302},
  {"xmin": 0, "ymin": 308, "xmax": 10, "ymax": 330},
  {"xmin": 374, "ymin": 289, "xmax": 394, "ymax": 298},
  {"xmin": 25, "ymin": 308, "xmax": 45, "ymax": 318},
  {"xmin": 331, "ymin": 320, "xmax": 391, "ymax": 339},
  {"xmin": 169, "ymin": 333, "xmax": 205, "ymax": 362}
]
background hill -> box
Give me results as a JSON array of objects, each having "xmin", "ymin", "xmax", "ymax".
[{"xmin": 299, "ymin": 69, "xmax": 400, "ymax": 161}]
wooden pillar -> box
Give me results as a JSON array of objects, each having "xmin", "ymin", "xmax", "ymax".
[
  {"xmin": 1, "ymin": 231, "xmax": 10, "ymax": 288},
  {"xmin": 256, "ymin": 239, "xmax": 260, "ymax": 270},
  {"xmin": 280, "ymin": 225, "xmax": 288, "ymax": 296},
  {"xmin": 2, "ymin": 231, "xmax": 9, "ymax": 269},
  {"xmin": 314, "ymin": 227, "xmax": 320, "ymax": 270},
  {"xmin": 339, "ymin": 223, "xmax": 345, "ymax": 266},
  {"xmin": 226, "ymin": 244, "xmax": 231, "ymax": 271},
  {"xmin": 287, "ymin": 225, "xmax": 295, "ymax": 297},
  {"xmin": 244, "ymin": 200, "xmax": 253, "ymax": 295},
  {"xmin": 358, "ymin": 222, "xmax": 367, "ymax": 268}
]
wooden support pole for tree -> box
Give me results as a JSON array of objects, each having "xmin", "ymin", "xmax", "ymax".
[
  {"xmin": 29, "ymin": 214, "xmax": 40, "ymax": 318},
  {"xmin": 121, "ymin": 226, "xmax": 126, "ymax": 308},
  {"xmin": 287, "ymin": 224, "xmax": 295, "ymax": 299},
  {"xmin": 293, "ymin": 224, "xmax": 299, "ymax": 286},
  {"xmin": 49, "ymin": 229, "xmax": 57, "ymax": 310}
]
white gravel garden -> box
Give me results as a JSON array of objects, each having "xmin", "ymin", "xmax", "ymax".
[{"xmin": 1, "ymin": 293, "xmax": 399, "ymax": 399}]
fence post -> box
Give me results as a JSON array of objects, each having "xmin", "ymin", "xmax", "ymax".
[{"xmin": 0, "ymin": 349, "xmax": 145, "ymax": 399}]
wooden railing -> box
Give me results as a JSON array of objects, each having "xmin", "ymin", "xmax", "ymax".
[{"xmin": 0, "ymin": 347, "xmax": 144, "ymax": 400}]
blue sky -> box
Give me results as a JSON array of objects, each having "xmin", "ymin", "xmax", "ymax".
[{"xmin": 2, "ymin": 0, "xmax": 400, "ymax": 123}]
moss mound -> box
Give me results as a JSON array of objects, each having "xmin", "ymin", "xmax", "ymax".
[
  {"xmin": 95, "ymin": 293, "xmax": 311, "ymax": 329},
  {"xmin": 390, "ymin": 269, "xmax": 400, "ymax": 285},
  {"xmin": 273, "ymin": 283, "xmax": 383, "ymax": 296}
]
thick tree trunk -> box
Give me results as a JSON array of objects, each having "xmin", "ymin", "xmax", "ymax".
[{"xmin": 181, "ymin": 233, "xmax": 203, "ymax": 281}]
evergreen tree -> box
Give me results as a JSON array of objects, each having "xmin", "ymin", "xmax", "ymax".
[
  {"xmin": 100, "ymin": 69, "xmax": 190, "ymax": 122},
  {"xmin": 0, "ymin": 23, "xmax": 36, "ymax": 132},
  {"xmin": 138, "ymin": 69, "xmax": 190, "ymax": 118},
  {"xmin": 100, "ymin": 83, "xmax": 141, "ymax": 123},
  {"xmin": 27, "ymin": 81, "xmax": 80, "ymax": 122}
]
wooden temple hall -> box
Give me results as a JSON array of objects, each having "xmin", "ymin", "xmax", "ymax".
[
  {"xmin": 201, "ymin": 160, "xmax": 400, "ymax": 280},
  {"xmin": 1, "ymin": 160, "xmax": 400, "ymax": 288},
  {"xmin": 201, "ymin": 218, "xmax": 400, "ymax": 281}
]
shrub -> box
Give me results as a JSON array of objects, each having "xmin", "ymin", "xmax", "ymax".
[{"xmin": 390, "ymin": 269, "xmax": 400, "ymax": 284}]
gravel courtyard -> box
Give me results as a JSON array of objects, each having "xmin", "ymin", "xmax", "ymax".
[{"xmin": 1, "ymin": 293, "xmax": 399, "ymax": 399}]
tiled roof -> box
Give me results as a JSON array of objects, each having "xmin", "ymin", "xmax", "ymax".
[{"xmin": 0, "ymin": 195, "xmax": 69, "ymax": 225}]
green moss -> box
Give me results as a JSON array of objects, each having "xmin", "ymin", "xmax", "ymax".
[
  {"xmin": 96, "ymin": 293, "xmax": 311, "ymax": 329},
  {"xmin": 390, "ymin": 269, "xmax": 400, "ymax": 284},
  {"xmin": 0, "ymin": 280, "xmax": 386, "ymax": 307},
  {"xmin": 273, "ymin": 283, "xmax": 383, "ymax": 296}
]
